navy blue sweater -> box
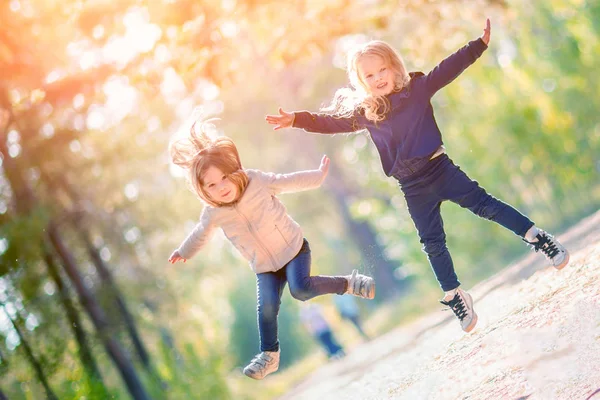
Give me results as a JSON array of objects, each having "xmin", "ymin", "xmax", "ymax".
[{"xmin": 293, "ymin": 38, "xmax": 488, "ymax": 180}]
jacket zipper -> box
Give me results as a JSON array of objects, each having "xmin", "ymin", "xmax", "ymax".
[
  {"xmin": 234, "ymin": 205, "xmax": 279, "ymax": 271},
  {"xmin": 275, "ymin": 224, "xmax": 291, "ymax": 247}
]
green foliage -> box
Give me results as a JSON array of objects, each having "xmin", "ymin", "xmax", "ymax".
[
  {"xmin": 153, "ymin": 339, "xmax": 231, "ymax": 400},
  {"xmin": 0, "ymin": 207, "xmax": 49, "ymax": 276}
]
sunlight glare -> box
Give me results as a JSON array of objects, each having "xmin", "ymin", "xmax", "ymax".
[
  {"xmin": 6, "ymin": 331, "xmax": 20, "ymax": 351},
  {"xmin": 103, "ymin": 7, "xmax": 162, "ymax": 68},
  {"xmin": 197, "ymin": 79, "xmax": 220, "ymax": 101},
  {"xmin": 343, "ymin": 145, "xmax": 358, "ymax": 164},
  {"xmin": 69, "ymin": 140, "xmax": 81, "ymax": 153},
  {"xmin": 25, "ymin": 314, "xmax": 39, "ymax": 331},
  {"xmin": 124, "ymin": 183, "xmax": 139, "ymax": 201},
  {"xmin": 357, "ymin": 200, "xmax": 372, "ymax": 216},
  {"xmin": 100, "ymin": 247, "xmax": 111, "ymax": 262},
  {"xmin": 86, "ymin": 108, "xmax": 105, "ymax": 130},
  {"xmin": 333, "ymin": 34, "xmax": 369, "ymax": 69},
  {"xmin": 92, "ymin": 24, "xmax": 105, "ymax": 39},
  {"xmin": 497, "ymin": 38, "xmax": 517, "ymax": 68},
  {"xmin": 161, "ymin": 68, "xmax": 187, "ymax": 102},
  {"xmin": 220, "ymin": 20, "xmax": 238, "ymax": 38},
  {"xmin": 8, "ymin": 144, "xmax": 21, "ymax": 158},
  {"xmin": 43, "ymin": 281, "xmax": 56, "ymax": 296},
  {"xmin": 124, "ymin": 227, "xmax": 141, "ymax": 243},
  {"xmin": 221, "ymin": 0, "xmax": 236, "ymax": 12},
  {"xmin": 103, "ymin": 76, "xmax": 138, "ymax": 125},
  {"xmin": 9, "ymin": 0, "xmax": 19, "ymax": 12},
  {"xmin": 73, "ymin": 93, "xmax": 85, "ymax": 110},
  {"xmin": 0, "ymin": 238, "xmax": 7, "ymax": 255},
  {"xmin": 41, "ymin": 123, "xmax": 55, "ymax": 138},
  {"xmin": 45, "ymin": 70, "xmax": 65, "ymax": 84},
  {"xmin": 79, "ymin": 51, "xmax": 99, "ymax": 70}
]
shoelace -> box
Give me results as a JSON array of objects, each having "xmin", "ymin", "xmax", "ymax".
[
  {"xmin": 525, "ymin": 233, "xmax": 560, "ymax": 259},
  {"xmin": 441, "ymin": 293, "xmax": 468, "ymax": 321},
  {"xmin": 352, "ymin": 275, "xmax": 371, "ymax": 297}
]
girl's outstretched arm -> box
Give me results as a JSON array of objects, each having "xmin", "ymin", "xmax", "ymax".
[
  {"xmin": 262, "ymin": 155, "xmax": 330, "ymax": 195},
  {"xmin": 420, "ymin": 18, "xmax": 491, "ymax": 97},
  {"xmin": 266, "ymin": 108, "xmax": 362, "ymax": 134},
  {"xmin": 172, "ymin": 208, "xmax": 217, "ymax": 261}
]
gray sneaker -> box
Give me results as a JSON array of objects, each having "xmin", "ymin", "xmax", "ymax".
[
  {"xmin": 346, "ymin": 269, "xmax": 375, "ymax": 299},
  {"xmin": 524, "ymin": 230, "xmax": 570, "ymax": 270},
  {"xmin": 440, "ymin": 288, "xmax": 478, "ymax": 333},
  {"xmin": 243, "ymin": 350, "xmax": 279, "ymax": 380}
]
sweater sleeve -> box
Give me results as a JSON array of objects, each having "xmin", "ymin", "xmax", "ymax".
[
  {"xmin": 177, "ymin": 207, "xmax": 217, "ymax": 259},
  {"xmin": 293, "ymin": 111, "xmax": 363, "ymax": 134},
  {"xmin": 257, "ymin": 168, "xmax": 327, "ymax": 195},
  {"xmin": 420, "ymin": 38, "xmax": 488, "ymax": 98}
]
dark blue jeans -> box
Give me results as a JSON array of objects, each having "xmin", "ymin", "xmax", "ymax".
[
  {"xmin": 396, "ymin": 155, "xmax": 534, "ymax": 292},
  {"xmin": 256, "ymin": 239, "xmax": 348, "ymax": 352},
  {"xmin": 315, "ymin": 330, "xmax": 344, "ymax": 357}
]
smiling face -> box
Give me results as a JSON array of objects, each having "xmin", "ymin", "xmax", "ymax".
[
  {"xmin": 356, "ymin": 54, "xmax": 395, "ymax": 96},
  {"xmin": 202, "ymin": 165, "xmax": 239, "ymax": 205}
]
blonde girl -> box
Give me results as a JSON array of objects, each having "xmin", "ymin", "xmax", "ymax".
[{"xmin": 266, "ymin": 19, "xmax": 568, "ymax": 333}]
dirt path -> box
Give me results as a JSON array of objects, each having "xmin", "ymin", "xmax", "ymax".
[{"xmin": 277, "ymin": 210, "xmax": 600, "ymax": 400}]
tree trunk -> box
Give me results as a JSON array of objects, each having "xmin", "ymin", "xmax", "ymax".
[
  {"xmin": 1, "ymin": 304, "xmax": 58, "ymax": 400},
  {"xmin": 43, "ymin": 172, "xmax": 155, "ymax": 372},
  {"xmin": 76, "ymin": 227, "xmax": 151, "ymax": 367},
  {"xmin": 42, "ymin": 250, "xmax": 106, "ymax": 388},
  {"xmin": 48, "ymin": 223, "xmax": 152, "ymax": 400}
]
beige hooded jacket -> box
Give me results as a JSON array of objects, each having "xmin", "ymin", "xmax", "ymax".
[{"xmin": 177, "ymin": 168, "xmax": 326, "ymax": 273}]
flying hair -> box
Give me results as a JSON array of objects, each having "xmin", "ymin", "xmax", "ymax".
[{"xmin": 169, "ymin": 118, "xmax": 249, "ymax": 207}]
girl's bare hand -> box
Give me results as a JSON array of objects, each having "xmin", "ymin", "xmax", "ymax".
[
  {"xmin": 481, "ymin": 18, "xmax": 491, "ymax": 45},
  {"xmin": 168, "ymin": 250, "xmax": 186, "ymax": 264},
  {"xmin": 265, "ymin": 108, "xmax": 295, "ymax": 130},
  {"xmin": 319, "ymin": 155, "xmax": 330, "ymax": 176}
]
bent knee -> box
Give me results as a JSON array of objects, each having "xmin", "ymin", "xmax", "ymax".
[
  {"xmin": 289, "ymin": 287, "xmax": 312, "ymax": 302},
  {"xmin": 422, "ymin": 240, "xmax": 448, "ymax": 257},
  {"xmin": 471, "ymin": 197, "xmax": 506, "ymax": 220}
]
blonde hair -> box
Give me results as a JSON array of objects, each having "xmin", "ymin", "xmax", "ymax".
[
  {"xmin": 169, "ymin": 121, "xmax": 248, "ymax": 207},
  {"xmin": 324, "ymin": 40, "xmax": 411, "ymax": 123}
]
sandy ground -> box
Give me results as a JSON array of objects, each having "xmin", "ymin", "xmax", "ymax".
[{"xmin": 277, "ymin": 210, "xmax": 600, "ymax": 400}]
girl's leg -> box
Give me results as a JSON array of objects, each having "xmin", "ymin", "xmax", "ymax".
[
  {"xmin": 440, "ymin": 160, "xmax": 568, "ymax": 269},
  {"xmin": 404, "ymin": 185, "xmax": 478, "ymax": 332},
  {"xmin": 256, "ymin": 269, "xmax": 287, "ymax": 352},
  {"xmin": 349, "ymin": 315, "xmax": 369, "ymax": 340},
  {"xmin": 285, "ymin": 239, "xmax": 348, "ymax": 301},
  {"xmin": 317, "ymin": 330, "xmax": 344, "ymax": 357},
  {"xmin": 439, "ymin": 162, "xmax": 534, "ymax": 236},
  {"xmin": 404, "ymin": 194, "xmax": 460, "ymax": 292}
]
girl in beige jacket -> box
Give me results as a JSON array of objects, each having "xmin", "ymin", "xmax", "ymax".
[{"xmin": 168, "ymin": 121, "xmax": 375, "ymax": 380}]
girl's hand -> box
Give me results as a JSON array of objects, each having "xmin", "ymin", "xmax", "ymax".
[
  {"xmin": 168, "ymin": 250, "xmax": 186, "ymax": 264},
  {"xmin": 319, "ymin": 155, "xmax": 330, "ymax": 176},
  {"xmin": 481, "ymin": 18, "xmax": 491, "ymax": 45},
  {"xmin": 265, "ymin": 108, "xmax": 295, "ymax": 130}
]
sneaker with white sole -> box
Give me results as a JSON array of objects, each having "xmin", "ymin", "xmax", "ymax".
[
  {"xmin": 346, "ymin": 269, "xmax": 375, "ymax": 299},
  {"xmin": 524, "ymin": 230, "xmax": 570, "ymax": 270},
  {"xmin": 243, "ymin": 350, "xmax": 280, "ymax": 380},
  {"xmin": 440, "ymin": 288, "xmax": 478, "ymax": 333}
]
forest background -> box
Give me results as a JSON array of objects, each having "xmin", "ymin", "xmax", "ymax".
[{"xmin": 1, "ymin": 0, "xmax": 599, "ymax": 399}]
